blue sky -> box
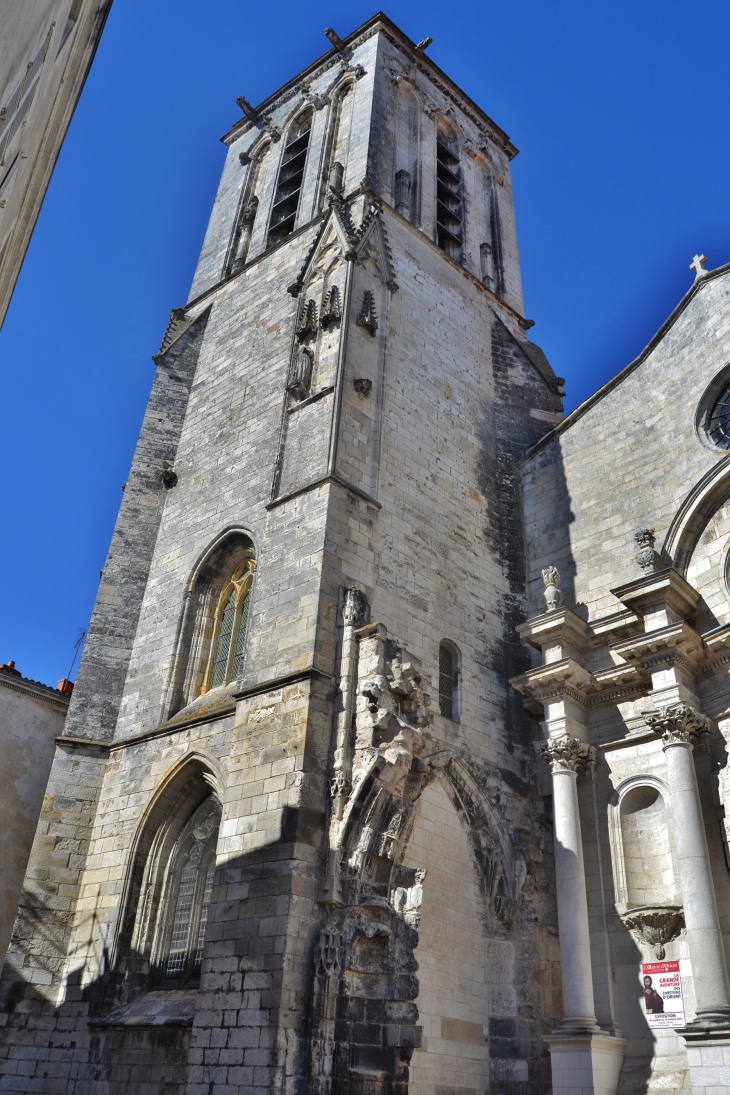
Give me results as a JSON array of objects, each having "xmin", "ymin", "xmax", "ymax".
[{"xmin": 2, "ymin": 0, "xmax": 730, "ymax": 686}]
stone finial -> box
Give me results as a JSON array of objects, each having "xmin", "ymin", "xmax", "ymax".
[
  {"xmin": 538, "ymin": 734, "xmax": 595, "ymax": 774},
  {"xmin": 645, "ymin": 702, "xmax": 711, "ymax": 746},
  {"xmin": 541, "ymin": 566, "xmax": 564, "ymax": 612},
  {"xmin": 634, "ymin": 527, "xmax": 661, "ymax": 572}
]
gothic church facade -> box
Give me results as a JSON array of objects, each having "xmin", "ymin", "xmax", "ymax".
[{"xmin": 4, "ymin": 13, "xmax": 730, "ymax": 1095}]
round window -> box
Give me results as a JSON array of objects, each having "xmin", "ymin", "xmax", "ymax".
[{"xmin": 708, "ymin": 383, "xmax": 730, "ymax": 449}]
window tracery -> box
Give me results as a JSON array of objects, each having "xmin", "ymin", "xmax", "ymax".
[
  {"xmin": 163, "ymin": 532, "xmax": 256, "ymax": 716},
  {"xmin": 151, "ymin": 795, "xmax": 221, "ymax": 985},
  {"xmin": 200, "ymin": 558, "xmax": 255, "ymax": 695}
]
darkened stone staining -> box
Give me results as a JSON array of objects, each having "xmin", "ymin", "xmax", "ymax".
[{"xmin": 1, "ymin": 16, "xmax": 563, "ymax": 1095}]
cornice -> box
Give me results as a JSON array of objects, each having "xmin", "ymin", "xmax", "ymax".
[
  {"xmin": 610, "ymin": 621, "xmax": 705, "ymax": 671},
  {"xmin": 0, "ymin": 672, "xmax": 70, "ymax": 713},
  {"xmin": 220, "ymin": 14, "xmax": 516, "ymax": 157},
  {"xmin": 235, "ymin": 666, "xmax": 333, "ymax": 701}
]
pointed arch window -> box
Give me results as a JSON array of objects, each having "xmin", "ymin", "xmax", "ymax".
[
  {"xmin": 268, "ymin": 111, "xmax": 312, "ymax": 247},
  {"xmin": 438, "ymin": 641, "xmax": 460, "ymax": 721},
  {"xmin": 151, "ymin": 796, "xmax": 221, "ymax": 985},
  {"xmin": 201, "ymin": 558, "xmax": 255, "ymax": 694},
  {"xmin": 436, "ymin": 131, "xmax": 463, "ymax": 262}
]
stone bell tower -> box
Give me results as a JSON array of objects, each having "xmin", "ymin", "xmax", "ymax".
[{"xmin": 0, "ymin": 14, "xmax": 566, "ymax": 1095}]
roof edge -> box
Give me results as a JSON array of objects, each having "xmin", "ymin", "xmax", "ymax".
[
  {"xmin": 220, "ymin": 12, "xmax": 517, "ymax": 156},
  {"xmin": 520, "ymin": 261, "xmax": 730, "ymax": 466}
]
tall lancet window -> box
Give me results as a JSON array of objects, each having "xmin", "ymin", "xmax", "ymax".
[
  {"xmin": 438, "ymin": 641, "xmax": 460, "ymax": 721},
  {"xmin": 152, "ymin": 796, "xmax": 221, "ymax": 985},
  {"xmin": 200, "ymin": 558, "xmax": 255, "ymax": 694},
  {"xmin": 436, "ymin": 131, "xmax": 463, "ymax": 262},
  {"xmin": 268, "ymin": 111, "xmax": 312, "ymax": 247}
]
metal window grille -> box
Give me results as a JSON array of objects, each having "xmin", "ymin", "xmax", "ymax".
[
  {"xmin": 232, "ymin": 594, "xmax": 250, "ymax": 679},
  {"xmin": 212, "ymin": 592, "xmax": 236, "ymax": 688},
  {"xmin": 439, "ymin": 644, "xmax": 454, "ymax": 719},
  {"xmin": 166, "ymin": 865, "xmax": 196, "ymax": 977},
  {"xmin": 194, "ymin": 863, "xmax": 216, "ymax": 968}
]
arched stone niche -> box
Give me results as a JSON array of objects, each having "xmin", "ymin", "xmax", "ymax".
[{"xmin": 608, "ymin": 777, "xmax": 680, "ymax": 916}]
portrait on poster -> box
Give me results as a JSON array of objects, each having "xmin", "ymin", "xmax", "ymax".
[{"xmin": 640, "ymin": 961, "xmax": 684, "ymax": 1028}]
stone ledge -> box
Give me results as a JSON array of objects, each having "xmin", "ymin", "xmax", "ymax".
[{"xmin": 88, "ymin": 989, "xmax": 198, "ymax": 1029}]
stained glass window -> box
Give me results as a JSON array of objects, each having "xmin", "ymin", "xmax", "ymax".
[
  {"xmin": 154, "ymin": 798, "xmax": 220, "ymax": 985},
  {"xmin": 709, "ymin": 384, "xmax": 730, "ymax": 449}
]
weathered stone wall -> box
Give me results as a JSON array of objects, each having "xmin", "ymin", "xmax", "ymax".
[
  {"xmin": 521, "ymin": 270, "xmax": 730, "ymax": 630},
  {"xmin": 0, "ymin": 0, "xmax": 113, "ymax": 328},
  {"xmin": 1, "ymin": 15, "xmax": 564, "ymax": 1095},
  {"xmin": 518, "ymin": 266, "xmax": 730, "ymax": 1095},
  {"xmin": 0, "ymin": 676, "xmax": 69, "ymax": 967}
]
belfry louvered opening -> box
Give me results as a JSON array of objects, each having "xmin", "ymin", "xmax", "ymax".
[
  {"xmin": 436, "ymin": 136, "xmax": 463, "ymax": 261},
  {"xmin": 268, "ymin": 112, "xmax": 312, "ymax": 247}
]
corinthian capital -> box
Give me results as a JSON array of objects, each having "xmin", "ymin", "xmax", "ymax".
[
  {"xmin": 538, "ymin": 734, "xmax": 595, "ymax": 774},
  {"xmin": 645, "ymin": 702, "xmax": 710, "ymax": 746}
]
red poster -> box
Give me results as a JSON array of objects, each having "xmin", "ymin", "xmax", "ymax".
[{"xmin": 641, "ymin": 961, "xmax": 685, "ymax": 1028}]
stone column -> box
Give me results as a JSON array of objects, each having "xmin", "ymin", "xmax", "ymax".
[
  {"xmin": 541, "ymin": 735, "xmax": 601, "ymax": 1031},
  {"xmin": 541, "ymin": 735, "xmax": 626, "ymax": 1095},
  {"xmin": 646, "ymin": 702, "xmax": 730, "ymax": 1031}
]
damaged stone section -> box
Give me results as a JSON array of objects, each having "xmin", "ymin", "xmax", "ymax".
[{"xmin": 311, "ymin": 608, "xmax": 550, "ymax": 1095}]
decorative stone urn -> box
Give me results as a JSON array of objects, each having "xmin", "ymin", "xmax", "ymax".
[{"xmin": 621, "ymin": 905, "xmax": 684, "ymax": 959}]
